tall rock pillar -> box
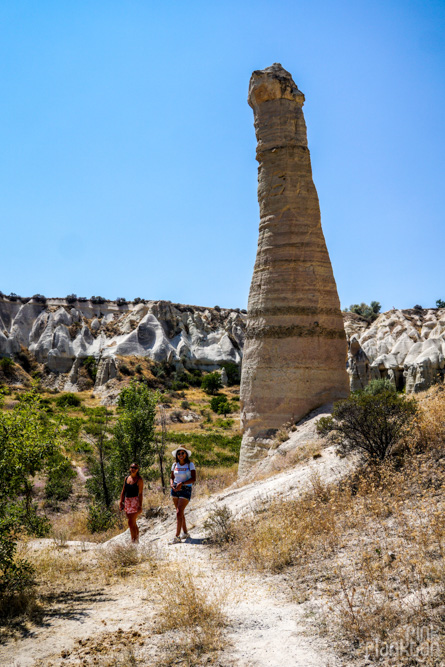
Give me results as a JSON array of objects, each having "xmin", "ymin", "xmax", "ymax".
[{"xmin": 239, "ymin": 63, "xmax": 349, "ymax": 476}]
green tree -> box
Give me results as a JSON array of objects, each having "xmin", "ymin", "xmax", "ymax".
[
  {"xmin": 201, "ymin": 372, "xmax": 223, "ymax": 395},
  {"xmin": 112, "ymin": 381, "xmax": 159, "ymax": 480},
  {"xmin": 210, "ymin": 395, "xmax": 233, "ymax": 416},
  {"xmin": 0, "ymin": 389, "xmax": 63, "ymax": 609},
  {"xmin": 436, "ymin": 299, "xmax": 445, "ymax": 309},
  {"xmin": 84, "ymin": 408, "xmax": 115, "ymax": 509},
  {"xmin": 317, "ymin": 380, "xmax": 417, "ymax": 461}
]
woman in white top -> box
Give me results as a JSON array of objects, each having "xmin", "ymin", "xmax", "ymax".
[{"xmin": 170, "ymin": 447, "xmax": 196, "ymax": 544}]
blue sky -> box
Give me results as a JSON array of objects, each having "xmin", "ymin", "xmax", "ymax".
[{"xmin": 1, "ymin": 0, "xmax": 444, "ymax": 311}]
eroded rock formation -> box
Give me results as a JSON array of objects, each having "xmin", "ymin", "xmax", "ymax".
[
  {"xmin": 345, "ymin": 309, "xmax": 445, "ymax": 393},
  {"xmin": 239, "ymin": 64, "xmax": 349, "ymax": 476},
  {"xmin": 0, "ymin": 297, "xmax": 245, "ymax": 393}
]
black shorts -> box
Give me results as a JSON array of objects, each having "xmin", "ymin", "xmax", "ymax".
[{"xmin": 171, "ymin": 485, "xmax": 192, "ymax": 501}]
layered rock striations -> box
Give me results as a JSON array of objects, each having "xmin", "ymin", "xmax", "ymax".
[{"xmin": 239, "ymin": 64, "xmax": 349, "ymax": 475}]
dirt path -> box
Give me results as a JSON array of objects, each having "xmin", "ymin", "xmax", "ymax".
[{"xmin": 4, "ymin": 447, "xmax": 353, "ymax": 666}]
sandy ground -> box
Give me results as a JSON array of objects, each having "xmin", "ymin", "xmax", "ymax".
[{"xmin": 3, "ymin": 446, "xmax": 355, "ymax": 666}]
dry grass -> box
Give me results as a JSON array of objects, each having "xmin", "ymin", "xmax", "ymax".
[
  {"xmin": 98, "ymin": 543, "xmax": 156, "ymax": 579},
  {"xmin": 219, "ymin": 387, "xmax": 445, "ymax": 663},
  {"xmin": 152, "ymin": 567, "xmax": 228, "ymax": 666},
  {"xmin": 195, "ymin": 464, "xmax": 238, "ymax": 497},
  {"xmin": 50, "ymin": 508, "xmax": 125, "ymax": 543}
]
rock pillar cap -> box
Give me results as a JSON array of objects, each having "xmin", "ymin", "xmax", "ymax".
[{"xmin": 248, "ymin": 63, "xmax": 305, "ymax": 110}]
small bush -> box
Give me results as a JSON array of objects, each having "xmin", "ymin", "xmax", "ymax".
[
  {"xmin": 0, "ymin": 357, "xmax": 14, "ymax": 375},
  {"xmin": 348, "ymin": 301, "xmax": 381, "ymax": 322},
  {"xmin": 119, "ymin": 363, "xmax": 133, "ymax": 376},
  {"xmin": 210, "ymin": 395, "xmax": 232, "ymax": 415},
  {"xmin": 55, "ymin": 392, "xmax": 81, "ymax": 408},
  {"xmin": 99, "ymin": 543, "xmax": 153, "ymax": 577},
  {"xmin": 90, "ymin": 296, "xmax": 106, "ymax": 304},
  {"xmin": 66, "ymin": 294, "xmax": 77, "ymax": 303},
  {"xmin": 436, "ymin": 299, "xmax": 445, "ymax": 308},
  {"xmin": 204, "ymin": 506, "xmax": 236, "ymax": 544},
  {"xmin": 135, "ymin": 364, "xmax": 143, "ymax": 374},
  {"xmin": 116, "ymin": 297, "xmax": 127, "ymax": 306},
  {"xmin": 87, "ymin": 503, "xmax": 116, "ymax": 533},
  {"xmin": 82, "ymin": 356, "xmax": 98, "ymax": 380},
  {"xmin": 201, "ymin": 372, "xmax": 223, "ymax": 395},
  {"xmin": 317, "ymin": 380, "xmax": 418, "ymax": 461},
  {"xmin": 181, "ymin": 400, "xmax": 191, "ymax": 410},
  {"xmin": 32, "ymin": 294, "xmax": 46, "ymax": 303}
]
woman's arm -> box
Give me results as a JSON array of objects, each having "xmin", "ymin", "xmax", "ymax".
[
  {"xmin": 170, "ymin": 470, "xmax": 175, "ymax": 488},
  {"xmin": 175, "ymin": 470, "xmax": 196, "ymax": 489},
  {"xmin": 138, "ymin": 478, "xmax": 143, "ymax": 511},
  {"xmin": 119, "ymin": 478, "xmax": 126, "ymax": 509}
]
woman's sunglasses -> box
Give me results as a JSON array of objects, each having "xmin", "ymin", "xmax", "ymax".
[{"xmin": 130, "ymin": 465, "xmax": 138, "ymax": 470}]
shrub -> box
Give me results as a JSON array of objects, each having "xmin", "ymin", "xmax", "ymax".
[
  {"xmin": 116, "ymin": 297, "xmax": 127, "ymax": 306},
  {"xmin": 181, "ymin": 400, "xmax": 191, "ymax": 410},
  {"xmin": 201, "ymin": 372, "xmax": 223, "ymax": 395},
  {"xmin": 204, "ymin": 506, "xmax": 236, "ymax": 544},
  {"xmin": 210, "ymin": 395, "xmax": 232, "ymax": 415},
  {"xmin": 119, "ymin": 363, "xmax": 133, "ymax": 376},
  {"xmin": 66, "ymin": 294, "xmax": 77, "ymax": 303},
  {"xmin": 90, "ymin": 296, "xmax": 106, "ymax": 304},
  {"xmin": 8, "ymin": 292, "xmax": 19, "ymax": 301},
  {"xmin": 32, "ymin": 294, "xmax": 46, "ymax": 303},
  {"xmin": 436, "ymin": 299, "xmax": 445, "ymax": 308},
  {"xmin": 55, "ymin": 392, "xmax": 81, "ymax": 408},
  {"xmin": 87, "ymin": 503, "xmax": 116, "ymax": 533},
  {"xmin": 135, "ymin": 364, "xmax": 143, "ymax": 374},
  {"xmin": 317, "ymin": 380, "xmax": 418, "ymax": 461},
  {"xmin": 45, "ymin": 454, "xmax": 76, "ymax": 501},
  {"xmin": 0, "ymin": 357, "xmax": 14, "ymax": 375},
  {"xmin": 413, "ymin": 304, "xmax": 423, "ymax": 310},
  {"xmin": 214, "ymin": 305, "xmax": 221, "ymax": 312},
  {"xmin": 82, "ymin": 356, "xmax": 98, "ymax": 380},
  {"xmin": 348, "ymin": 301, "xmax": 381, "ymax": 322},
  {"xmin": 17, "ymin": 350, "xmax": 31, "ymax": 373}
]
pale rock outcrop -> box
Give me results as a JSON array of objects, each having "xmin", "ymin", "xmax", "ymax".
[
  {"xmin": 239, "ymin": 64, "xmax": 349, "ymax": 476},
  {"xmin": 0, "ymin": 298, "xmax": 245, "ymax": 390},
  {"xmin": 346, "ymin": 309, "xmax": 445, "ymax": 392},
  {"xmin": 95, "ymin": 357, "xmax": 118, "ymax": 389}
]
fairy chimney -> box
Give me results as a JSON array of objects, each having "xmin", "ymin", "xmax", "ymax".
[{"xmin": 239, "ymin": 63, "xmax": 349, "ymax": 476}]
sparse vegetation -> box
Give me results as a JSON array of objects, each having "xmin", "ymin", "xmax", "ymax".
[
  {"xmin": 55, "ymin": 392, "xmax": 81, "ymax": 408},
  {"xmin": 346, "ymin": 300, "xmax": 381, "ymax": 321},
  {"xmin": 317, "ymin": 379, "xmax": 418, "ymax": 461}
]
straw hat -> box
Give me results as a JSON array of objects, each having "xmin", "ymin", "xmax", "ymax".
[{"xmin": 171, "ymin": 447, "xmax": 192, "ymax": 458}]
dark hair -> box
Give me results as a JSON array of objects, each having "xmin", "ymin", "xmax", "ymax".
[{"xmin": 175, "ymin": 450, "xmax": 190, "ymax": 464}]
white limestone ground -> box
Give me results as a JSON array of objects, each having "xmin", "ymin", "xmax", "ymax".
[{"xmin": 3, "ymin": 444, "xmax": 354, "ymax": 666}]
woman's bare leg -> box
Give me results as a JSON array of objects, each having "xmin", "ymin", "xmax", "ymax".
[
  {"xmin": 177, "ymin": 498, "xmax": 189, "ymax": 535},
  {"xmin": 127, "ymin": 513, "xmax": 138, "ymax": 542}
]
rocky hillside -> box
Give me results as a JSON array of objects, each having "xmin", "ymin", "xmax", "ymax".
[
  {"xmin": 0, "ymin": 297, "xmax": 245, "ymax": 394},
  {"xmin": 0, "ymin": 295, "xmax": 444, "ymax": 396}
]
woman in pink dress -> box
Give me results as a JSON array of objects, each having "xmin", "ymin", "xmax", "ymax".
[{"xmin": 119, "ymin": 462, "xmax": 143, "ymax": 543}]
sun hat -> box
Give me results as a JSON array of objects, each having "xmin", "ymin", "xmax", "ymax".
[{"xmin": 171, "ymin": 447, "xmax": 192, "ymax": 458}]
